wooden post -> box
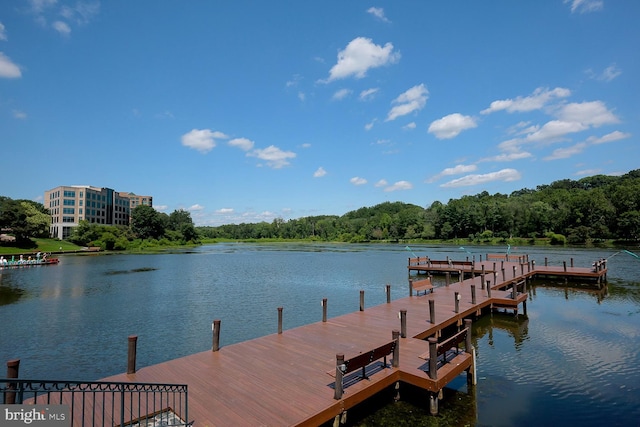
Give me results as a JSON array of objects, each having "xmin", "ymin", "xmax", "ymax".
[
  {"xmin": 392, "ymin": 330, "xmax": 400, "ymax": 367},
  {"xmin": 428, "ymin": 337, "xmax": 438, "ymax": 379},
  {"xmin": 471, "ymin": 284, "xmax": 476, "ymax": 304},
  {"xmin": 481, "ymin": 265, "xmax": 486, "ymax": 289},
  {"xmin": 571, "ymin": 258, "xmax": 574, "ymax": 268},
  {"xmin": 360, "ymin": 290, "xmax": 365, "ymax": 311},
  {"xmin": 278, "ymin": 307, "xmax": 283, "ymax": 334},
  {"xmin": 400, "ymin": 310, "xmax": 407, "ymax": 338},
  {"xmin": 430, "ymin": 392, "xmax": 439, "ymax": 416},
  {"xmin": 334, "ymin": 353, "xmax": 345, "ymax": 400},
  {"xmin": 5, "ymin": 359, "xmax": 20, "ymax": 404},
  {"xmin": 532, "ymin": 260, "xmax": 535, "ymax": 270},
  {"xmin": 322, "ymin": 298, "xmax": 327, "ymax": 322},
  {"xmin": 454, "ymin": 292, "xmax": 460, "ymax": 313},
  {"xmin": 386, "ymin": 284, "xmax": 391, "ymax": 303},
  {"xmin": 459, "ymin": 270, "xmax": 463, "ymax": 282},
  {"xmin": 464, "ymin": 319, "xmax": 472, "ymax": 353},
  {"xmin": 127, "ymin": 335, "xmax": 137, "ymax": 374},
  {"xmin": 429, "ymin": 299, "xmax": 435, "ymax": 324},
  {"xmin": 545, "ymin": 257, "xmax": 548, "ymax": 267},
  {"xmin": 512, "ymin": 283, "xmax": 517, "ymax": 299},
  {"xmin": 487, "ymin": 281, "xmax": 492, "ymax": 297},
  {"xmin": 563, "ymin": 261, "xmax": 567, "ymax": 272},
  {"xmin": 513, "ymin": 266, "xmax": 516, "ymax": 278},
  {"xmin": 212, "ymin": 319, "xmax": 221, "ymax": 352},
  {"xmin": 445, "ymin": 272, "xmax": 450, "ymax": 286},
  {"xmin": 409, "ymin": 278, "xmax": 414, "ymax": 297}
]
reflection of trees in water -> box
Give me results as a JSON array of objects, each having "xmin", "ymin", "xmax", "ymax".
[
  {"xmin": 472, "ymin": 313, "xmax": 530, "ymax": 350},
  {"xmin": 0, "ymin": 283, "xmax": 24, "ymax": 306},
  {"xmin": 528, "ymin": 281, "xmax": 610, "ymax": 304}
]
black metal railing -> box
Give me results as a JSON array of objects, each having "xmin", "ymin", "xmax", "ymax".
[{"xmin": 1, "ymin": 379, "xmax": 189, "ymax": 426}]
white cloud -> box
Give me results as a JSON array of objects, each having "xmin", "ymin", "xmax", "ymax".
[
  {"xmin": 228, "ymin": 137, "xmax": 255, "ymax": 151},
  {"xmin": 556, "ymin": 101, "xmax": 619, "ymax": 127},
  {"xmin": 480, "ymin": 151, "xmax": 533, "ymax": 162},
  {"xmin": 181, "ymin": 129, "xmax": 228, "ymax": 154},
  {"xmin": 154, "ymin": 205, "xmax": 168, "ymax": 212},
  {"xmin": 565, "ymin": 0, "xmax": 604, "ymax": 14},
  {"xmin": 189, "ymin": 204, "xmax": 205, "ymax": 211},
  {"xmin": 350, "ymin": 177, "xmax": 367, "ymax": 185},
  {"xmin": 0, "ymin": 23, "xmax": 7, "ymax": 41},
  {"xmin": 375, "ymin": 179, "xmax": 388, "ymax": 187},
  {"xmin": 364, "ymin": 119, "xmax": 376, "ymax": 131},
  {"xmin": 52, "ymin": 20, "xmax": 71, "ymax": 35},
  {"xmin": 216, "ymin": 208, "xmax": 234, "ymax": 214},
  {"xmin": 481, "ymin": 87, "xmax": 571, "ymax": 115},
  {"xmin": 576, "ymin": 169, "xmax": 602, "ymax": 176},
  {"xmin": 587, "ymin": 130, "xmax": 631, "ymax": 144},
  {"xmin": 427, "ymin": 164, "xmax": 477, "ymax": 183},
  {"xmin": 428, "ymin": 113, "xmax": 477, "ymax": 139},
  {"xmin": 367, "ymin": 7, "xmax": 390, "ymax": 23},
  {"xmin": 384, "ymin": 181, "xmax": 413, "ymax": 192},
  {"xmin": 332, "ymin": 88, "xmax": 351, "ymax": 100},
  {"xmin": 523, "ymin": 120, "xmax": 589, "ymax": 143},
  {"xmin": 313, "ymin": 167, "xmax": 327, "ymax": 178},
  {"xmin": 386, "ymin": 84, "xmax": 428, "ymax": 121},
  {"xmin": 60, "ymin": 1, "xmax": 100, "ymax": 25},
  {"xmin": 441, "ymin": 169, "xmax": 521, "ymax": 188},
  {"xmin": 403, "ymin": 122, "xmax": 416, "ymax": 130},
  {"xmin": 324, "ymin": 37, "xmax": 400, "ymax": 82},
  {"xmin": 28, "ymin": 0, "xmax": 57, "ymax": 14},
  {"xmin": 544, "ymin": 142, "xmax": 588, "ymax": 160},
  {"xmin": 359, "ymin": 87, "xmax": 379, "ymax": 101},
  {"xmin": 248, "ymin": 145, "xmax": 296, "ymax": 169},
  {"xmin": 0, "ymin": 52, "xmax": 21, "ymax": 78}
]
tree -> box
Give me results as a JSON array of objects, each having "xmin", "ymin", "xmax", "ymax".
[{"xmin": 131, "ymin": 205, "xmax": 165, "ymax": 240}]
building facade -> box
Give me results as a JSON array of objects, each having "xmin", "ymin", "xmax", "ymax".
[{"xmin": 45, "ymin": 185, "xmax": 153, "ymax": 239}]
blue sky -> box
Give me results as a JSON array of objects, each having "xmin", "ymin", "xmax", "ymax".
[{"xmin": 1, "ymin": 1, "xmax": 638, "ymax": 226}]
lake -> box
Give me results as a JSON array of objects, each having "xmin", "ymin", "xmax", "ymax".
[{"xmin": 1, "ymin": 243, "xmax": 639, "ymax": 426}]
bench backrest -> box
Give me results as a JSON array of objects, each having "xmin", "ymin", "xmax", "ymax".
[{"xmin": 343, "ymin": 341, "xmax": 396, "ymax": 375}]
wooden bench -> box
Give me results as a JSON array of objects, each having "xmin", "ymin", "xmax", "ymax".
[
  {"xmin": 418, "ymin": 328, "xmax": 469, "ymax": 375},
  {"xmin": 410, "ymin": 277, "xmax": 433, "ymax": 295},
  {"xmin": 330, "ymin": 340, "xmax": 398, "ymax": 399}
]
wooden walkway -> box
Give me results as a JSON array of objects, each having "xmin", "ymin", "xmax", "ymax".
[{"xmin": 98, "ymin": 256, "xmax": 603, "ymax": 426}]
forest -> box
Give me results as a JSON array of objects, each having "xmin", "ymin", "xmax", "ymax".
[{"xmin": 197, "ymin": 169, "xmax": 640, "ymax": 245}]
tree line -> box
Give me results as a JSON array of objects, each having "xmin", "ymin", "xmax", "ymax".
[{"xmin": 198, "ymin": 169, "xmax": 640, "ymax": 244}]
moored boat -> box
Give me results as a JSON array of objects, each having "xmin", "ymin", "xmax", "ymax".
[{"xmin": 0, "ymin": 254, "xmax": 60, "ymax": 269}]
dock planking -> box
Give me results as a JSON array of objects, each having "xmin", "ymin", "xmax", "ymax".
[{"xmin": 96, "ymin": 256, "xmax": 602, "ymax": 426}]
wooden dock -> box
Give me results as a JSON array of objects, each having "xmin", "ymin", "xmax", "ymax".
[{"xmin": 95, "ymin": 255, "xmax": 605, "ymax": 426}]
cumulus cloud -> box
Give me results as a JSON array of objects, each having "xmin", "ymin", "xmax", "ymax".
[
  {"xmin": 248, "ymin": 145, "xmax": 296, "ymax": 169},
  {"xmin": 367, "ymin": 7, "xmax": 390, "ymax": 22},
  {"xmin": 228, "ymin": 137, "xmax": 255, "ymax": 151},
  {"xmin": 565, "ymin": 0, "xmax": 603, "ymax": 14},
  {"xmin": 324, "ymin": 37, "xmax": 400, "ymax": 82},
  {"xmin": 189, "ymin": 204, "xmax": 205, "ymax": 211},
  {"xmin": 0, "ymin": 52, "xmax": 21, "ymax": 78},
  {"xmin": 375, "ymin": 179, "xmax": 388, "ymax": 187},
  {"xmin": 384, "ymin": 180, "xmax": 413, "ymax": 192},
  {"xmin": 386, "ymin": 84, "xmax": 428, "ymax": 121},
  {"xmin": 426, "ymin": 164, "xmax": 477, "ymax": 183},
  {"xmin": 216, "ymin": 208, "xmax": 234, "ymax": 214},
  {"xmin": 350, "ymin": 177, "xmax": 368, "ymax": 185},
  {"xmin": 181, "ymin": 129, "xmax": 228, "ymax": 154},
  {"xmin": 556, "ymin": 101, "xmax": 619, "ymax": 127},
  {"xmin": 0, "ymin": 23, "xmax": 7, "ymax": 41},
  {"xmin": 314, "ymin": 167, "xmax": 327, "ymax": 178},
  {"xmin": 481, "ymin": 87, "xmax": 571, "ymax": 115},
  {"xmin": 428, "ymin": 113, "xmax": 477, "ymax": 139},
  {"xmin": 441, "ymin": 169, "xmax": 521, "ymax": 188}
]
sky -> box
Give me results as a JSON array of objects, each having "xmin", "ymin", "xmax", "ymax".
[{"xmin": 1, "ymin": 1, "xmax": 638, "ymax": 226}]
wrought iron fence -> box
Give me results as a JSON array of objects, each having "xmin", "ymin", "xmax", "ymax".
[{"xmin": 1, "ymin": 379, "xmax": 189, "ymax": 426}]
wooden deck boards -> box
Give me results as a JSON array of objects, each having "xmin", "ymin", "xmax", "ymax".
[{"xmin": 97, "ymin": 258, "xmax": 601, "ymax": 426}]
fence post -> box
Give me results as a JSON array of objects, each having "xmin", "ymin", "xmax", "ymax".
[
  {"xmin": 409, "ymin": 278, "xmax": 414, "ymax": 296},
  {"xmin": 445, "ymin": 272, "xmax": 450, "ymax": 286},
  {"xmin": 360, "ymin": 290, "xmax": 365, "ymax": 311},
  {"xmin": 322, "ymin": 298, "xmax": 327, "ymax": 322},
  {"xmin": 471, "ymin": 284, "xmax": 476, "ymax": 304},
  {"xmin": 454, "ymin": 292, "xmax": 460, "ymax": 313},
  {"xmin": 334, "ymin": 354, "xmax": 345, "ymax": 400},
  {"xmin": 212, "ymin": 319, "xmax": 221, "ymax": 352},
  {"xmin": 400, "ymin": 310, "xmax": 407, "ymax": 338},
  {"xmin": 5, "ymin": 359, "xmax": 20, "ymax": 404},
  {"xmin": 563, "ymin": 261, "xmax": 567, "ymax": 272},
  {"xmin": 278, "ymin": 307, "xmax": 283, "ymax": 334},
  {"xmin": 487, "ymin": 281, "xmax": 492, "ymax": 297},
  {"xmin": 127, "ymin": 335, "xmax": 137, "ymax": 374},
  {"xmin": 429, "ymin": 299, "xmax": 435, "ymax": 324},
  {"xmin": 386, "ymin": 284, "xmax": 391, "ymax": 303}
]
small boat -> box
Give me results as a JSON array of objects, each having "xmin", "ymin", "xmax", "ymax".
[{"xmin": 0, "ymin": 255, "xmax": 60, "ymax": 269}]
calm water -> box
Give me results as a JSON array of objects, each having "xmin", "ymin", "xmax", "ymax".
[{"xmin": 1, "ymin": 243, "xmax": 639, "ymax": 426}]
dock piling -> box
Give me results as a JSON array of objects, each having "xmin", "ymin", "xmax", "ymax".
[
  {"xmin": 471, "ymin": 284, "xmax": 476, "ymax": 304},
  {"xmin": 429, "ymin": 299, "xmax": 435, "ymax": 324},
  {"xmin": 386, "ymin": 284, "xmax": 391, "ymax": 303},
  {"xmin": 278, "ymin": 307, "xmax": 283, "ymax": 334},
  {"xmin": 360, "ymin": 290, "xmax": 365, "ymax": 311},
  {"xmin": 400, "ymin": 310, "xmax": 407, "ymax": 338},
  {"xmin": 322, "ymin": 298, "xmax": 327, "ymax": 322},
  {"xmin": 392, "ymin": 330, "xmax": 400, "ymax": 367},
  {"xmin": 334, "ymin": 354, "xmax": 345, "ymax": 400},
  {"xmin": 127, "ymin": 335, "xmax": 137, "ymax": 374},
  {"xmin": 454, "ymin": 292, "xmax": 460, "ymax": 313},
  {"xmin": 212, "ymin": 319, "xmax": 221, "ymax": 352}
]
